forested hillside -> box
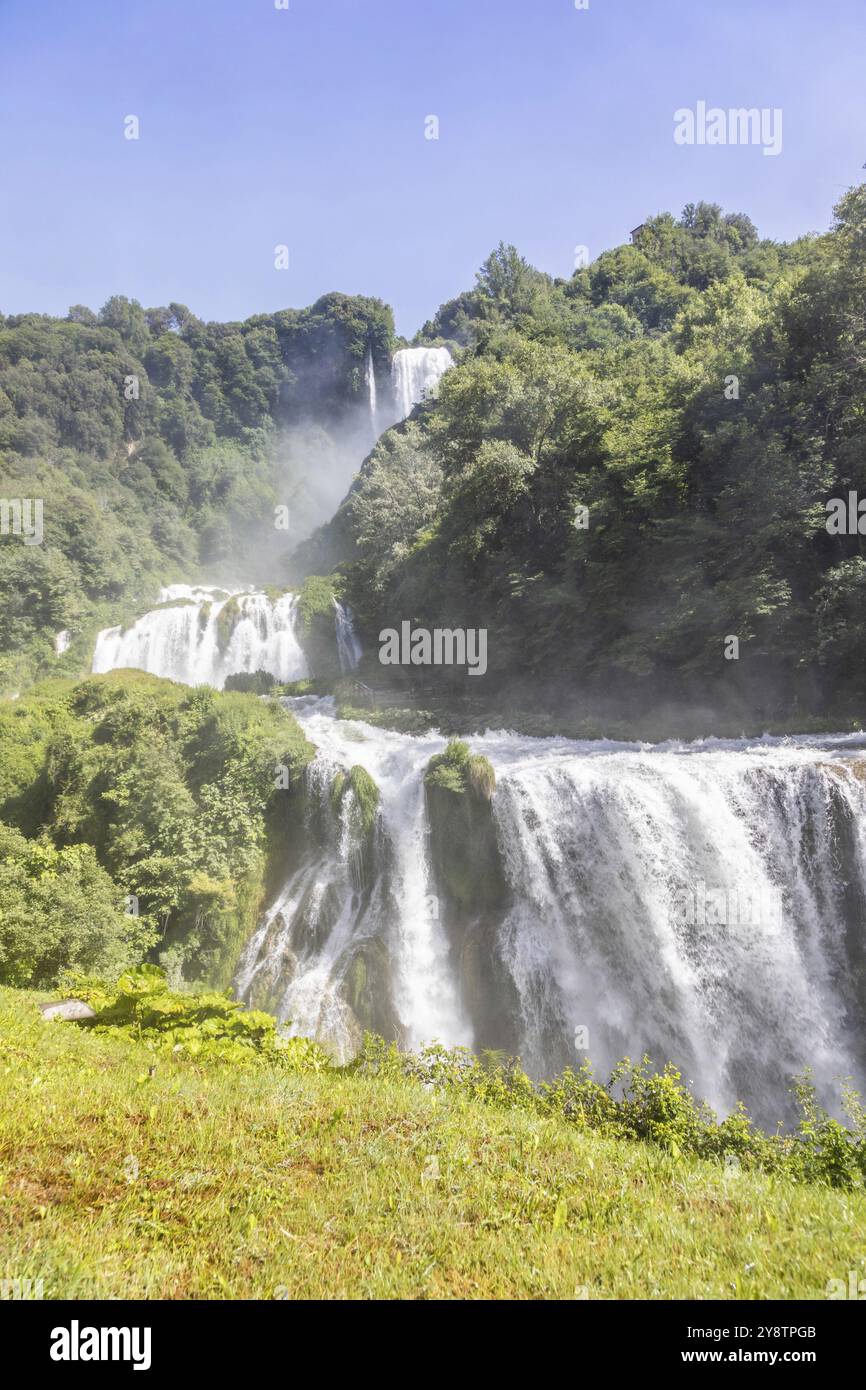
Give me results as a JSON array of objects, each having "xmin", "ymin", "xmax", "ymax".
[
  {"xmin": 313, "ymin": 191, "xmax": 866, "ymax": 731},
  {"xmin": 0, "ymin": 291, "xmax": 393, "ymax": 692},
  {"xmin": 7, "ymin": 192, "xmax": 865, "ymax": 729}
]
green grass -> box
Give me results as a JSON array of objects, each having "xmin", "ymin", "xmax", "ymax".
[{"xmin": 0, "ymin": 987, "xmax": 863, "ymax": 1300}]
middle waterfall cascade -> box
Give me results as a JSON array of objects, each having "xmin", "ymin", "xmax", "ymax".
[
  {"xmin": 92, "ymin": 585, "xmax": 310, "ymax": 689},
  {"xmin": 390, "ymin": 346, "xmax": 452, "ymax": 421}
]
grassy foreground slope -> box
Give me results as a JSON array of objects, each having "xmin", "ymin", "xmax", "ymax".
[{"xmin": 0, "ymin": 989, "xmax": 862, "ymax": 1301}]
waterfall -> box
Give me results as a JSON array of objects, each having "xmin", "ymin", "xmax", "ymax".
[
  {"xmin": 91, "ymin": 586, "xmax": 308, "ymax": 689},
  {"xmin": 478, "ymin": 730, "xmax": 866, "ymax": 1120},
  {"xmin": 86, "ymin": 593, "xmax": 866, "ymax": 1119},
  {"xmin": 334, "ymin": 600, "xmax": 362, "ymax": 672},
  {"xmin": 390, "ymin": 346, "xmax": 452, "ymax": 423},
  {"xmin": 364, "ymin": 346, "xmax": 378, "ymax": 438},
  {"xmin": 236, "ymin": 699, "xmax": 470, "ymax": 1059},
  {"xmin": 237, "ymin": 708, "xmax": 866, "ymax": 1122}
]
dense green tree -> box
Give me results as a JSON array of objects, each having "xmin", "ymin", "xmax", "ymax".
[
  {"xmin": 318, "ymin": 188, "xmax": 866, "ymax": 725},
  {"xmin": 0, "ymin": 822, "xmax": 151, "ymax": 987},
  {"xmin": 0, "ymin": 672, "xmax": 315, "ymax": 987}
]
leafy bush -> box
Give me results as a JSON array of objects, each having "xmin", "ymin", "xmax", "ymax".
[
  {"xmin": 321, "ymin": 189, "xmax": 866, "ymax": 728},
  {"xmin": 223, "ymin": 669, "xmax": 277, "ymax": 695},
  {"xmin": 351, "ymin": 1037, "xmax": 866, "ymax": 1190},
  {"xmin": 67, "ymin": 964, "xmax": 332, "ymax": 1070},
  {"xmin": 425, "ymin": 740, "xmax": 495, "ymax": 800},
  {"xmin": 0, "ymin": 671, "xmax": 315, "ymax": 986},
  {"xmin": 0, "ymin": 822, "xmax": 153, "ymax": 986}
]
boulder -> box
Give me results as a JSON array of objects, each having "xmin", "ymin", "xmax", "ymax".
[{"xmin": 39, "ymin": 999, "xmax": 96, "ymax": 1022}]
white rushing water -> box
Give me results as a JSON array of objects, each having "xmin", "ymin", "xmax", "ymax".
[
  {"xmin": 91, "ymin": 586, "xmax": 866, "ymax": 1120},
  {"xmin": 93, "ymin": 586, "xmax": 365, "ymax": 689},
  {"xmin": 364, "ymin": 346, "xmax": 378, "ymax": 438},
  {"xmin": 236, "ymin": 701, "xmax": 471, "ymax": 1059},
  {"xmin": 334, "ymin": 599, "xmax": 362, "ymax": 672},
  {"xmin": 474, "ymin": 728, "xmax": 866, "ymax": 1118},
  {"xmin": 92, "ymin": 586, "xmax": 309, "ymax": 689},
  {"xmin": 390, "ymin": 346, "xmax": 452, "ymax": 422},
  {"xmin": 239, "ymin": 707, "xmax": 866, "ymax": 1120}
]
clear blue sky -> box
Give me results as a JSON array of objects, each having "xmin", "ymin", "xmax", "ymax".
[{"xmin": 1, "ymin": 0, "xmax": 863, "ymax": 337}]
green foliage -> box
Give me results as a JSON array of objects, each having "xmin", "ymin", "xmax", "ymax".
[
  {"xmin": 425, "ymin": 740, "xmax": 496, "ymax": 800},
  {"xmin": 346, "ymin": 765, "xmax": 380, "ymax": 835},
  {"xmin": 325, "ymin": 187, "xmax": 866, "ymax": 727},
  {"xmin": 330, "ymin": 765, "xmax": 380, "ymax": 836},
  {"xmin": 0, "ymin": 291, "xmax": 394, "ymax": 693},
  {"xmin": 353, "ymin": 1038, "xmax": 866, "ymax": 1191},
  {"xmin": 0, "ymin": 671, "xmax": 315, "ymax": 986},
  {"xmin": 293, "ymin": 574, "xmax": 343, "ymax": 678},
  {"xmin": 3, "ymin": 984, "xmax": 862, "ymax": 1300},
  {"xmin": 223, "ymin": 669, "xmax": 277, "ymax": 695},
  {"xmin": 338, "ymin": 422, "xmax": 443, "ymax": 602},
  {"xmin": 37, "ymin": 970, "xmax": 865, "ymax": 1190},
  {"xmin": 278, "ymin": 676, "xmax": 331, "ymax": 698},
  {"xmin": 294, "ymin": 573, "xmax": 339, "ymax": 631},
  {"xmin": 67, "ymin": 965, "xmax": 332, "ymax": 1069},
  {"xmin": 214, "ymin": 596, "xmax": 241, "ymax": 653},
  {"xmin": 0, "ymin": 822, "xmax": 151, "ymax": 987}
]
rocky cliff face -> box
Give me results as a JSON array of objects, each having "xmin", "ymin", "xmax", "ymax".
[{"xmin": 423, "ymin": 742, "xmax": 521, "ymax": 1053}]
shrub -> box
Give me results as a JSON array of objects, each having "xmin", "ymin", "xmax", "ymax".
[
  {"xmin": 424, "ymin": 739, "xmax": 495, "ymax": 800},
  {"xmin": 0, "ymin": 672, "xmax": 315, "ymax": 986},
  {"xmin": 0, "ymin": 823, "xmax": 153, "ymax": 987},
  {"xmin": 67, "ymin": 964, "xmax": 332, "ymax": 1069},
  {"xmin": 224, "ymin": 669, "xmax": 277, "ymax": 695},
  {"xmin": 350, "ymin": 1036, "xmax": 866, "ymax": 1190}
]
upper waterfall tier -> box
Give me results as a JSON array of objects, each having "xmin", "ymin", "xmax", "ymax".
[
  {"xmin": 390, "ymin": 346, "xmax": 452, "ymax": 422},
  {"xmin": 364, "ymin": 345, "xmax": 378, "ymax": 437}
]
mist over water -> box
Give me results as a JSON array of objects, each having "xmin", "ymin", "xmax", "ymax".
[{"xmin": 237, "ymin": 346, "xmax": 454, "ymax": 574}]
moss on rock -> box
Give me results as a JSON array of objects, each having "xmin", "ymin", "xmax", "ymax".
[
  {"xmin": 215, "ymin": 596, "xmax": 242, "ymax": 653},
  {"xmin": 294, "ymin": 576, "xmax": 343, "ymax": 680},
  {"xmin": 330, "ymin": 769, "xmax": 346, "ymax": 814},
  {"xmin": 423, "ymin": 739, "xmax": 518, "ymax": 1054},
  {"xmin": 332, "ymin": 765, "xmax": 380, "ymax": 837},
  {"xmin": 329, "ymin": 765, "xmax": 380, "ymax": 893},
  {"xmin": 344, "ymin": 937, "xmax": 399, "ymax": 1041},
  {"xmin": 425, "ymin": 739, "xmax": 495, "ymax": 802},
  {"xmin": 424, "ymin": 741, "xmax": 501, "ymax": 912}
]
